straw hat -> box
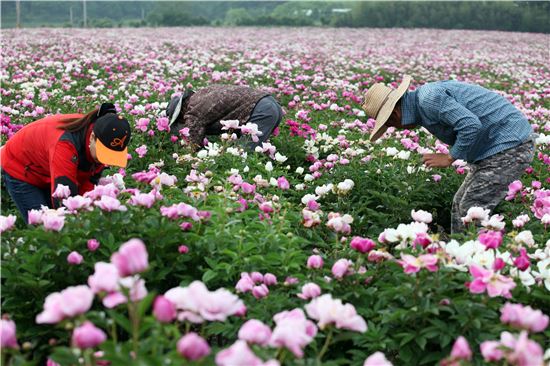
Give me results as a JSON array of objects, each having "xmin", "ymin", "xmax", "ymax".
[{"xmin": 362, "ymin": 75, "xmax": 411, "ymax": 142}]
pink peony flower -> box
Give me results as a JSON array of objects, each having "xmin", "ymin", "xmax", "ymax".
[
  {"xmin": 177, "ymin": 332, "xmax": 211, "ymax": 360},
  {"xmin": 216, "ymin": 340, "xmax": 264, "ymax": 366},
  {"xmin": 500, "ymin": 331, "xmax": 543, "ymax": 366},
  {"xmin": 252, "ymin": 284, "xmax": 269, "ymax": 299},
  {"xmin": 88, "ymin": 262, "xmax": 119, "ymax": 294},
  {"xmin": 36, "ymin": 285, "xmax": 94, "ymax": 324},
  {"xmin": 67, "ymin": 251, "xmax": 83, "ymax": 265},
  {"xmin": 480, "ymin": 340, "xmax": 504, "ymax": 362},
  {"xmin": 450, "ymin": 336, "xmax": 472, "ymax": 360},
  {"xmin": 250, "ymin": 272, "xmax": 264, "ymax": 284},
  {"xmin": 363, "ymin": 352, "xmax": 392, "ymax": 366},
  {"xmin": 42, "ymin": 213, "xmax": 65, "ymax": 232},
  {"xmin": 0, "ymin": 214, "xmax": 17, "ymax": 233},
  {"xmin": 87, "ymin": 239, "xmax": 100, "ymax": 251},
  {"xmin": 1, "ymin": 318, "xmax": 18, "ymax": 349},
  {"xmin": 505, "ymin": 180, "xmax": 523, "ymax": 201},
  {"xmin": 153, "ymin": 295, "xmax": 177, "ymax": 323},
  {"xmin": 398, "ymin": 254, "xmax": 438, "ymax": 274},
  {"xmin": 297, "ymin": 282, "xmax": 321, "ymax": 300},
  {"xmin": 72, "ymin": 321, "xmax": 106, "ymax": 349},
  {"xmin": 277, "ymin": 176, "xmax": 290, "ymax": 190},
  {"xmin": 235, "ymin": 273, "xmax": 255, "ymax": 293},
  {"xmin": 350, "ymin": 236, "xmax": 376, "ymax": 253},
  {"xmin": 263, "ymin": 273, "xmax": 277, "ymax": 286},
  {"xmin": 305, "ymin": 294, "xmax": 367, "ymax": 332},
  {"xmin": 238, "ymin": 319, "xmax": 272, "ymax": 346},
  {"xmin": 27, "ymin": 209, "xmax": 43, "ymax": 225},
  {"xmin": 240, "ymin": 182, "xmax": 256, "ymax": 195},
  {"xmin": 165, "ymin": 281, "xmax": 244, "ymax": 323},
  {"xmin": 52, "ymin": 184, "xmax": 71, "ymax": 199},
  {"xmin": 111, "ymin": 239, "xmax": 149, "ymax": 277},
  {"xmin": 128, "ymin": 191, "xmax": 156, "ymax": 208},
  {"xmin": 468, "ymin": 265, "xmax": 516, "ymax": 298},
  {"xmin": 178, "ymin": 245, "xmax": 189, "ymax": 254},
  {"xmin": 135, "ymin": 145, "xmax": 148, "ymax": 158},
  {"xmin": 331, "ymin": 258, "xmax": 353, "ymax": 279},
  {"xmin": 156, "ymin": 117, "xmax": 170, "ymax": 132},
  {"xmin": 62, "ymin": 196, "xmax": 93, "ymax": 212},
  {"xmin": 269, "ymin": 309, "xmax": 317, "ymax": 358},
  {"xmin": 307, "ymin": 255, "xmax": 324, "ymax": 269},
  {"xmin": 94, "ymin": 196, "xmax": 127, "ymax": 212},
  {"xmin": 500, "ymin": 303, "xmax": 549, "ymax": 333}
]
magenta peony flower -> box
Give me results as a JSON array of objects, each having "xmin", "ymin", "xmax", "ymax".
[
  {"xmin": 177, "ymin": 332, "xmax": 210, "ymax": 360},
  {"xmin": 478, "ymin": 230, "xmax": 503, "ymax": 249},
  {"xmin": 350, "ymin": 236, "xmax": 376, "ymax": 253},
  {"xmin": 72, "ymin": 321, "xmax": 106, "ymax": 349},
  {"xmin": 468, "ymin": 265, "xmax": 516, "ymax": 298}
]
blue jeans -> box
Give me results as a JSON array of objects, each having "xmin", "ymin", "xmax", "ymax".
[{"xmin": 1, "ymin": 170, "xmax": 51, "ymax": 224}]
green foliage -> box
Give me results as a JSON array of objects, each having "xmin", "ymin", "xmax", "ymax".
[{"xmin": 1, "ymin": 1, "xmax": 548, "ymax": 32}]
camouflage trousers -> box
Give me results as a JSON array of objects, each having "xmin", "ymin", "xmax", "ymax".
[{"xmin": 451, "ymin": 137, "xmax": 536, "ymax": 234}]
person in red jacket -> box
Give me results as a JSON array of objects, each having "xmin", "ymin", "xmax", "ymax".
[{"xmin": 1, "ymin": 103, "xmax": 131, "ymax": 223}]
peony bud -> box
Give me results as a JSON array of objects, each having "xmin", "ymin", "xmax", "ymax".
[
  {"xmin": 67, "ymin": 251, "xmax": 83, "ymax": 265},
  {"xmin": 72, "ymin": 321, "xmax": 106, "ymax": 349},
  {"xmin": 177, "ymin": 332, "xmax": 210, "ymax": 360},
  {"xmin": 153, "ymin": 296, "xmax": 176, "ymax": 323}
]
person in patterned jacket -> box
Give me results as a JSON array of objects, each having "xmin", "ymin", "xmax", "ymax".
[
  {"xmin": 166, "ymin": 84, "xmax": 283, "ymax": 149},
  {"xmin": 1, "ymin": 103, "xmax": 131, "ymax": 223},
  {"xmin": 362, "ymin": 75, "xmax": 535, "ymax": 233}
]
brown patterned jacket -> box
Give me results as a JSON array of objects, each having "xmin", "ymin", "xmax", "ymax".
[{"xmin": 172, "ymin": 84, "xmax": 271, "ymax": 147}]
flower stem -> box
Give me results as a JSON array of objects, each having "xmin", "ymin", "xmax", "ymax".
[{"xmin": 316, "ymin": 327, "xmax": 333, "ymax": 365}]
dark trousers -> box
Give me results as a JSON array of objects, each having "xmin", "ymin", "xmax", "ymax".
[
  {"xmin": 451, "ymin": 137, "xmax": 536, "ymax": 233},
  {"xmin": 245, "ymin": 96, "xmax": 283, "ymax": 149},
  {"xmin": 1, "ymin": 170, "xmax": 51, "ymax": 224}
]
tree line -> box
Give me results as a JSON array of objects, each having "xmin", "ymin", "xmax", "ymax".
[{"xmin": 1, "ymin": 1, "xmax": 548, "ymax": 33}]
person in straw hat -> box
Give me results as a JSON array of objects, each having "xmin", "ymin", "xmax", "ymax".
[{"xmin": 362, "ymin": 76, "xmax": 535, "ymax": 233}]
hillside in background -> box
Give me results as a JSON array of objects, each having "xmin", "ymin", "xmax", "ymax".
[{"xmin": 1, "ymin": 1, "xmax": 549, "ymax": 33}]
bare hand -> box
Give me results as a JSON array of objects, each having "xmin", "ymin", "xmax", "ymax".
[{"xmin": 422, "ymin": 153, "xmax": 454, "ymax": 168}]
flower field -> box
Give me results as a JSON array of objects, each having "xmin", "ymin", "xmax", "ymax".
[{"xmin": 1, "ymin": 27, "xmax": 549, "ymax": 365}]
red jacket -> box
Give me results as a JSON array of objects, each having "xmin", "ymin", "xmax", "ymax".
[{"xmin": 1, "ymin": 114, "xmax": 105, "ymax": 206}]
